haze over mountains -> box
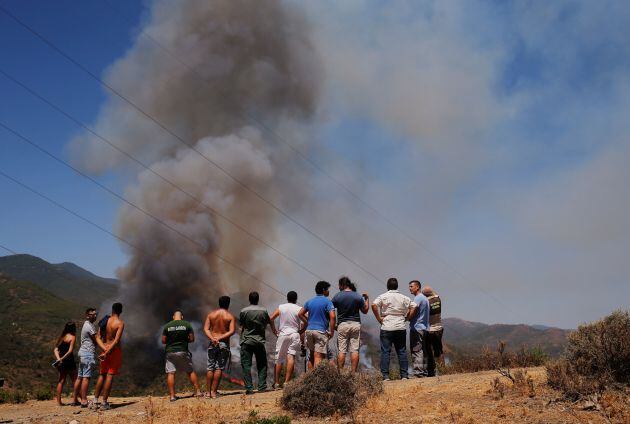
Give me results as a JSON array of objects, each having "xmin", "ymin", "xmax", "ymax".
[{"xmin": 0, "ymin": 253, "xmax": 570, "ymax": 393}]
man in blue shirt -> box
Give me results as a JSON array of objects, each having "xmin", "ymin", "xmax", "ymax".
[
  {"xmin": 408, "ymin": 280, "xmax": 430, "ymax": 377},
  {"xmin": 299, "ymin": 281, "xmax": 335, "ymax": 369}
]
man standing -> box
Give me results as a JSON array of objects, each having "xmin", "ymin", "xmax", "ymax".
[
  {"xmin": 76, "ymin": 308, "xmax": 105, "ymax": 408},
  {"xmin": 162, "ymin": 310, "xmax": 201, "ymax": 401},
  {"xmin": 332, "ymin": 276, "xmax": 369, "ymax": 372},
  {"xmin": 204, "ymin": 296, "xmax": 236, "ymax": 398},
  {"xmin": 269, "ymin": 291, "xmax": 303, "ymax": 389},
  {"xmin": 422, "ymin": 285, "xmax": 443, "ymax": 377},
  {"xmin": 299, "ymin": 281, "xmax": 335, "ymax": 369},
  {"xmin": 409, "ymin": 280, "xmax": 430, "ymax": 378},
  {"xmin": 93, "ymin": 302, "xmax": 124, "ymax": 410},
  {"xmin": 372, "ymin": 278, "xmax": 416, "ymax": 380},
  {"xmin": 239, "ymin": 292, "xmax": 277, "ymax": 394}
]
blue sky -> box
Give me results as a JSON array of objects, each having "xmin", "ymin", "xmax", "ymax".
[{"xmin": 1, "ymin": 0, "xmax": 629, "ymax": 328}]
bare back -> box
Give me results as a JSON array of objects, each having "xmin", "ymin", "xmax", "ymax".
[
  {"xmin": 104, "ymin": 315, "xmax": 124, "ymax": 348},
  {"xmin": 206, "ymin": 309, "xmax": 235, "ymax": 343}
]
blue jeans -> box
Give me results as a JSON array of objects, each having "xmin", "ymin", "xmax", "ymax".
[{"xmin": 380, "ymin": 329, "xmax": 408, "ymax": 379}]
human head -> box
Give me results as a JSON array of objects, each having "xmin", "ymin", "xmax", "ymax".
[
  {"xmin": 409, "ymin": 280, "xmax": 421, "ymax": 295},
  {"xmin": 57, "ymin": 321, "xmax": 76, "ymax": 346},
  {"xmin": 112, "ymin": 302, "xmax": 123, "ymax": 315},
  {"xmin": 173, "ymin": 310, "xmax": 183, "ymax": 320},
  {"xmin": 85, "ymin": 307, "xmax": 97, "ymax": 323},
  {"xmin": 421, "ymin": 285, "xmax": 434, "ymax": 297},
  {"xmin": 348, "ymin": 281, "xmax": 357, "ymax": 292},
  {"xmin": 219, "ymin": 295, "xmax": 231, "ymax": 309},
  {"xmin": 287, "ymin": 291, "xmax": 298, "ymax": 304},
  {"xmin": 338, "ymin": 276, "xmax": 352, "ymax": 291},
  {"xmin": 315, "ymin": 280, "xmax": 331, "ymax": 295},
  {"xmin": 249, "ymin": 291, "xmax": 259, "ymax": 305},
  {"xmin": 386, "ymin": 277, "xmax": 399, "ymax": 291}
]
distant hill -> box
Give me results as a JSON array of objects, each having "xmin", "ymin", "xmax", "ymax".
[
  {"xmin": 0, "ymin": 272, "xmax": 85, "ymax": 391},
  {"xmin": 443, "ymin": 317, "xmax": 569, "ymax": 357},
  {"xmin": 0, "ymin": 254, "xmax": 118, "ymax": 307}
]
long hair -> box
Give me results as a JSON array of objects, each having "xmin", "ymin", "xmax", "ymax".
[{"xmin": 56, "ymin": 322, "xmax": 76, "ymax": 347}]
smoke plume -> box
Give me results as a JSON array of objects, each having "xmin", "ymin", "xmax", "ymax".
[{"xmin": 69, "ymin": 0, "xmax": 321, "ymax": 336}]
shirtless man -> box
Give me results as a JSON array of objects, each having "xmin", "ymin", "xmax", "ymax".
[
  {"xmin": 204, "ymin": 296, "xmax": 235, "ymax": 398},
  {"xmin": 93, "ymin": 302, "xmax": 124, "ymax": 410}
]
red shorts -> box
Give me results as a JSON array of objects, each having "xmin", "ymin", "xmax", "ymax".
[{"xmin": 100, "ymin": 346, "xmax": 122, "ymax": 375}]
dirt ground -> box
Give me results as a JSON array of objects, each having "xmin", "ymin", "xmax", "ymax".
[{"xmin": 0, "ymin": 367, "xmax": 612, "ymax": 423}]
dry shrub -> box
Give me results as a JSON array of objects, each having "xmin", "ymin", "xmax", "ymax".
[
  {"xmin": 488, "ymin": 369, "xmax": 535, "ymax": 399},
  {"xmin": 280, "ymin": 362, "xmax": 382, "ymax": 417},
  {"xmin": 547, "ymin": 310, "xmax": 630, "ymax": 400},
  {"xmin": 240, "ymin": 410, "xmax": 291, "ymax": 424},
  {"xmin": 441, "ymin": 343, "xmax": 547, "ymax": 375}
]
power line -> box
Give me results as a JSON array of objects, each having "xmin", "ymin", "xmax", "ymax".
[
  {"xmin": 0, "ymin": 67, "xmax": 326, "ymax": 285},
  {"xmin": 0, "ymin": 169, "xmax": 278, "ymax": 313},
  {"xmin": 98, "ymin": 0, "xmax": 511, "ymax": 311},
  {"xmin": 0, "ymin": 130, "xmax": 285, "ymax": 299},
  {"xmin": 0, "ymin": 4, "xmax": 387, "ymax": 288}
]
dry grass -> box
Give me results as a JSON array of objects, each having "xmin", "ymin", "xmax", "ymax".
[{"xmin": 280, "ymin": 362, "xmax": 382, "ymax": 417}]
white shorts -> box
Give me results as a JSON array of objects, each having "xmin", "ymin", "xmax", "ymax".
[{"xmin": 275, "ymin": 333, "xmax": 300, "ymax": 364}]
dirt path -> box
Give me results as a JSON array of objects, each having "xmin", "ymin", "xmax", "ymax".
[{"xmin": 0, "ymin": 368, "xmax": 607, "ymax": 423}]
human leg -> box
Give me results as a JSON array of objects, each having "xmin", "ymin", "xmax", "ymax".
[
  {"xmin": 285, "ymin": 354, "xmax": 296, "ymax": 384},
  {"xmin": 166, "ymin": 373, "xmax": 176, "ymax": 399},
  {"xmin": 240, "ymin": 344, "xmax": 254, "ymax": 392},
  {"xmin": 56, "ymin": 370, "xmax": 67, "ymax": 405},
  {"xmin": 69, "ymin": 370, "xmax": 79, "ymax": 404},
  {"xmin": 93, "ymin": 374, "xmax": 105, "ymax": 402},
  {"xmin": 393, "ymin": 330, "xmax": 409, "ymax": 378},
  {"xmin": 254, "ymin": 343, "xmax": 268, "ymax": 391},
  {"xmin": 101, "ymin": 374, "xmax": 114, "ymax": 402},
  {"xmin": 379, "ymin": 330, "xmax": 393, "ymax": 379},
  {"xmin": 410, "ymin": 329, "xmax": 427, "ymax": 377},
  {"xmin": 80, "ymin": 377, "xmax": 90, "ymax": 405}
]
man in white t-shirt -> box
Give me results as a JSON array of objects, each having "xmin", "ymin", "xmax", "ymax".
[
  {"xmin": 269, "ymin": 291, "xmax": 304, "ymax": 389},
  {"xmin": 372, "ymin": 278, "xmax": 417, "ymax": 380}
]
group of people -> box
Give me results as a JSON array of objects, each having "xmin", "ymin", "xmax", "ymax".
[{"xmin": 53, "ymin": 277, "xmax": 443, "ymax": 406}]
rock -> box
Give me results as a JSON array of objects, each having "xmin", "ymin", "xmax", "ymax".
[{"xmin": 69, "ymin": 420, "xmax": 79, "ymax": 424}]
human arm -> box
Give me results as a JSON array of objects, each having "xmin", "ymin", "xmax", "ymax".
[
  {"xmin": 328, "ymin": 310, "xmax": 336, "ymax": 338},
  {"xmin": 267, "ymin": 312, "xmax": 278, "ymax": 337},
  {"xmin": 53, "ymin": 345, "xmax": 61, "ymax": 361},
  {"xmin": 371, "ymin": 303, "xmax": 383, "ymax": 325},
  {"xmin": 188, "ymin": 325, "xmax": 195, "ymax": 343},
  {"xmin": 406, "ymin": 303, "xmax": 417, "ymax": 321},
  {"xmin": 203, "ymin": 314, "xmax": 213, "ymax": 341},
  {"xmin": 360, "ymin": 293, "xmax": 370, "ymax": 314},
  {"xmin": 298, "ymin": 307, "xmax": 308, "ymax": 326},
  {"xmin": 269, "ymin": 308, "xmax": 280, "ymax": 322},
  {"xmin": 58, "ymin": 335, "xmax": 76, "ymax": 361}
]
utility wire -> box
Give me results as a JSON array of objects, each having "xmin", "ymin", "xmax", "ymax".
[
  {"xmin": 0, "ymin": 169, "xmax": 278, "ymax": 314},
  {"xmin": 0, "ymin": 126, "xmax": 285, "ymax": 299},
  {"xmin": 99, "ymin": 0, "xmax": 511, "ymax": 311},
  {"xmin": 0, "ymin": 67, "xmax": 326, "ymax": 284},
  {"xmin": 0, "ymin": 4, "xmax": 387, "ymax": 287}
]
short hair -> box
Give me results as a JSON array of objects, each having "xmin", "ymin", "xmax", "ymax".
[
  {"xmin": 173, "ymin": 310, "xmax": 183, "ymax": 319},
  {"xmin": 315, "ymin": 280, "xmax": 331, "ymax": 295},
  {"xmin": 338, "ymin": 276, "xmax": 351, "ymax": 289},
  {"xmin": 249, "ymin": 291, "xmax": 259, "ymax": 305},
  {"xmin": 112, "ymin": 302, "xmax": 123, "ymax": 314},
  {"xmin": 85, "ymin": 307, "xmax": 96, "ymax": 315},
  {"xmin": 287, "ymin": 291, "xmax": 298, "ymax": 303},
  {"xmin": 409, "ymin": 280, "xmax": 421, "ymax": 289},
  {"xmin": 219, "ymin": 295, "xmax": 231, "ymax": 309},
  {"xmin": 386, "ymin": 278, "xmax": 398, "ymax": 290}
]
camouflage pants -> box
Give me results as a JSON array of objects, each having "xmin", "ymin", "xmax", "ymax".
[{"xmin": 410, "ymin": 329, "xmax": 428, "ymax": 377}]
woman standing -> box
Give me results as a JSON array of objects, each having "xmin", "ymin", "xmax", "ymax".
[{"xmin": 53, "ymin": 322, "xmax": 79, "ymax": 406}]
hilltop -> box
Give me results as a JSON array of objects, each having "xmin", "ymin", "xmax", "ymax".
[
  {"xmin": 0, "ymin": 368, "xmax": 612, "ymax": 423},
  {"xmin": 0, "ymin": 254, "xmax": 118, "ymax": 307}
]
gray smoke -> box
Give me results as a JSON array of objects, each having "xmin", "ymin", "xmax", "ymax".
[{"xmin": 69, "ymin": 0, "xmax": 321, "ymax": 336}]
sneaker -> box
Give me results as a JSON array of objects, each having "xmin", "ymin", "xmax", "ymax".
[
  {"xmin": 100, "ymin": 402, "xmax": 111, "ymax": 410},
  {"xmin": 245, "ymin": 390, "xmax": 254, "ymax": 395},
  {"xmin": 383, "ymin": 378, "xmax": 391, "ymax": 381},
  {"xmin": 80, "ymin": 403, "xmax": 88, "ymax": 408}
]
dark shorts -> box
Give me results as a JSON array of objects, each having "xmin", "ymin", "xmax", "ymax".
[{"xmin": 207, "ymin": 342, "xmax": 230, "ymax": 371}]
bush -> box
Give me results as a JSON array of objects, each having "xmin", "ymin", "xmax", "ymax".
[
  {"xmin": 241, "ymin": 411, "xmax": 291, "ymax": 424},
  {"xmin": 34, "ymin": 387, "xmax": 53, "ymax": 401},
  {"xmin": 439, "ymin": 343, "xmax": 548, "ymax": 375},
  {"xmin": 0, "ymin": 389, "xmax": 28, "ymax": 404},
  {"xmin": 547, "ymin": 310, "xmax": 630, "ymax": 400},
  {"xmin": 280, "ymin": 363, "xmax": 382, "ymax": 417}
]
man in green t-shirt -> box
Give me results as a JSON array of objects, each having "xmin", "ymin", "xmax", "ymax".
[
  {"xmin": 239, "ymin": 292, "xmax": 277, "ymax": 394},
  {"xmin": 161, "ymin": 310, "xmax": 201, "ymax": 401}
]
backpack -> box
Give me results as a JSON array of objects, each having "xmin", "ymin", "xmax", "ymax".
[{"xmin": 98, "ymin": 315, "xmax": 110, "ymax": 342}]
